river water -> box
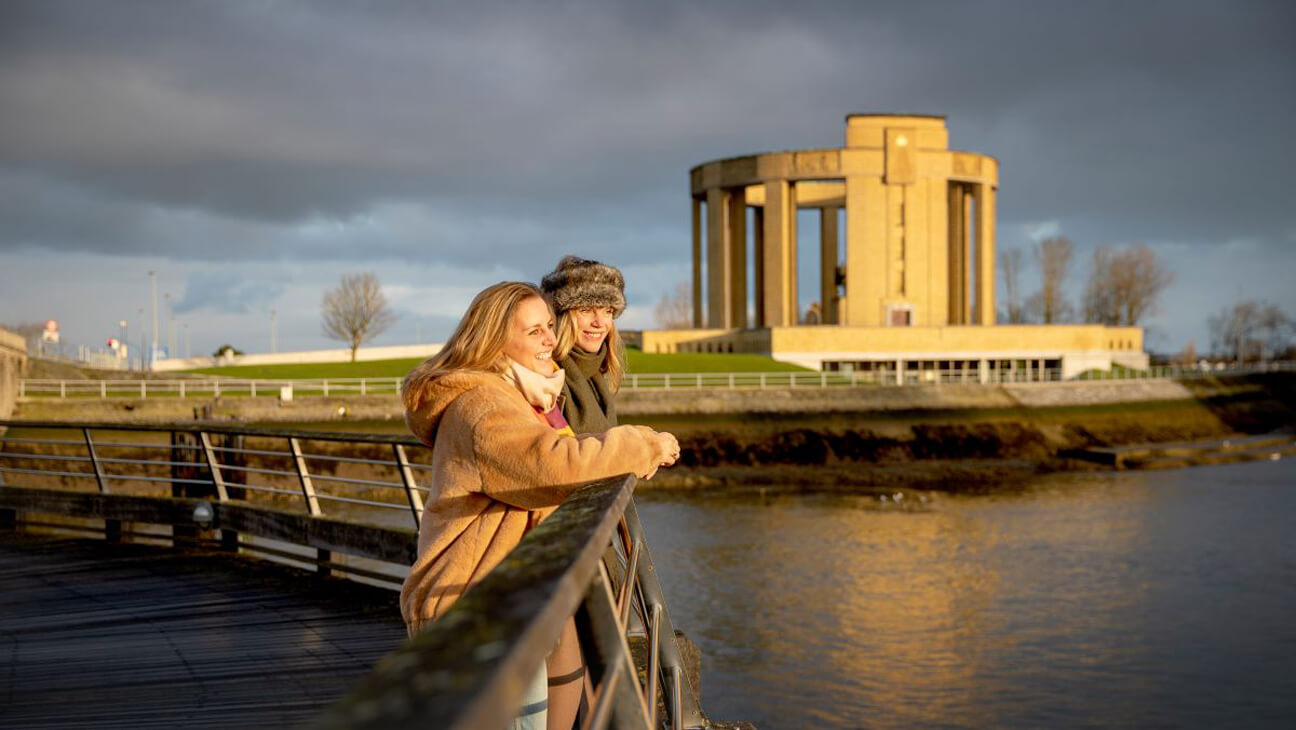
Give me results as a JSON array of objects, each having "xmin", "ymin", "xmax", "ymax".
[{"xmin": 634, "ymin": 459, "xmax": 1296, "ymax": 729}]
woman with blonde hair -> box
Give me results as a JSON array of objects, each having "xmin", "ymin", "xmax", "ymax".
[
  {"xmin": 400, "ymin": 281, "xmax": 678, "ymax": 730},
  {"xmin": 540, "ymin": 256, "xmax": 627, "ymax": 434}
]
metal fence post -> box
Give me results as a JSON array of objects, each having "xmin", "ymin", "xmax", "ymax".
[
  {"xmin": 251, "ymin": 381, "xmax": 257, "ymax": 398},
  {"xmin": 100, "ymin": 381, "xmax": 106, "ymax": 398},
  {"xmin": 60, "ymin": 381, "xmax": 66, "ymax": 398},
  {"xmin": 141, "ymin": 381, "xmax": 147, "ymax": 398},
  {"xmin": 323, "ymin": 380, "xmax": 329, "ymax": 397},
  {"xmin": 361, "ymin": 379, "xmax": 367, "ymax": 396}
]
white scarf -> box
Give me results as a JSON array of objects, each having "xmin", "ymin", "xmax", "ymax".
[{"xmin": 503, "ymin": 358, "xmax": 566, "ymax": 411}]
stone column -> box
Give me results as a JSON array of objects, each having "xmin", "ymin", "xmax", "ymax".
[
  {"xmin": 726, "ymin": 189, "xmax": 748, "ymax": 329},
  {"xmin": 820, "ymin": 206, "xmax": 839, "ymax": 324},
  {"xmin": 975, "ymin": 183, "xmax": 996, "ymax": 325},
  {"xmin": 845, "ymin": 176, "xmax": 886, "ymax": 326},
  {"xmin": 753, "ymin": 206, "xmax": 766, "ymax": 327},
  {"xmin": 762, "ymin": 180, "xmax": 798, "ymax": 327},
  {"xmin": 691, "ymin": 197, "xmax": 703, "ymax": 328},
  {"xmin": 706, "ymin": 187, "xmax": 727, "ymax": 328}
]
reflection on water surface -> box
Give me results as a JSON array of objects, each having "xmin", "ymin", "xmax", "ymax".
[{"xmin": 636, "ymin": 460, "xmax": 1296, "ymax": 729}]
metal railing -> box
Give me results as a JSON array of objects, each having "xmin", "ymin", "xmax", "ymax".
[
  {"xmin": 314, "ymin": 474, "xmax": 708, "ymax": 730},
  {"xmin": 19, "ymin": 361, "xmax": 1296, "ymax": 398},
  {"xmin": 0, "ymin": 420, "xmax": 430, "ymax": 530},
  {"xmin": 19, "ymin": 377, "xmax": 403, "ymax": 399},
  {"xmin": 0, "ymin": 421, "xmax": 714, "ymax": 729}
]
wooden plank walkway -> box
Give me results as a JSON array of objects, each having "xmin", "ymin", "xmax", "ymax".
[{"xmin": 0, "ymin": 534, "xmax": 406, "ymax": 729}]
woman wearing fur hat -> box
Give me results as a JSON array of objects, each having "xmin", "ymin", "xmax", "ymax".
[
  {"xmin": 540, "ymin": 255, "xmax": 627, "ymax": 434},
  {"xmin": 400, "ymin": 281, "xmax": 679, "ymax": 730}
]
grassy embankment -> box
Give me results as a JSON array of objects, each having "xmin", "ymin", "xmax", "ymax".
[{"xmin": 180, "ymin": 350, "xmax": 810, "ymax": 379}]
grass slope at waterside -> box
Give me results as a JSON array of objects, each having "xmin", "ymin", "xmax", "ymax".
[{"xmin": 180, "ymin": 351, "xmax": 810, "ymax": 380}]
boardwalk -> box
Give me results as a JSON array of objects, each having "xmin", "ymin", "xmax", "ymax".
[{"xmin": 0, "ymin": 535, "xmax": 406, "ymax": 729}]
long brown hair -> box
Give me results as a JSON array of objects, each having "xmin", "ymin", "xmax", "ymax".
[
  {"xmin": 402, "ymin": 281, "xmax": 547, "ymax": 410},
  {"xmin": 552, "ymin": 311, "xmax": 625, "ymax": 391}
]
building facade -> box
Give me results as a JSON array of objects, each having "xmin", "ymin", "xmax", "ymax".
[{"xmin": 643, "ymin": 114, "xmax": 1148, "ymax": 379}]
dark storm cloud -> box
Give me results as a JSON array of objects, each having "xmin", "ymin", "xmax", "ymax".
[{"xmin": 1, "ymin": 0, "xmax": 1293, "ymax": 268}]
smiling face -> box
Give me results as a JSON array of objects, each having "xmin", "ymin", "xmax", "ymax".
[
  {"xmin": 570, "ymin": 306, "xmax": 615, "ymax": 353},
  {"xmin": 501, "ymin": 296, "xmax": 557, "ymax": 374}
]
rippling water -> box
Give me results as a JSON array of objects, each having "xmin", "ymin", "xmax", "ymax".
[{"xmin": 636, "ymin": 459, "xmax": 1296, "ymax": 729}]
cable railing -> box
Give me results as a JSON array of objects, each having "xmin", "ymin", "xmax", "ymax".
[
  {"xmin": 19, "ymin": 360, "xmax": 1296, "ymax": 398},
  {"xmin": 0, "ymin": 420, "xmax": 720, "ymax": 729}
]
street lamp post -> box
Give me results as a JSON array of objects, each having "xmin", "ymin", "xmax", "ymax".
[
  {"xmin": 165, "ymin": 293, "xmax": 176, "ymax": 359},
  {"xmin": 137, "ymin": 308, "xmax": 146, "ymax": 371},
  {"xmin": 148, "ymin": 271, "xmax": 158, "ymax": 369}
]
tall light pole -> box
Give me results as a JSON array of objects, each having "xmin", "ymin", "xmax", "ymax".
[
  {"xmin": 184, "ymin": 322, "xmax": 190, "ymax": 358},
  {"xmin": 148, "ymin": 270, "xmax": 158, "ymax": 369},
  {"xmin": 164, "ymin": 292, "xmax": 176, "ymax": 359},
  {"xmin": 270, "ymin": 308, "xmax": 277, "ymax": 353},
  {"xmin": 137, "ymin": 308, "xmax": 146, "ymax": 371}
]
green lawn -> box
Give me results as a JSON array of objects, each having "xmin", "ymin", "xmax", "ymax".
[{"xmin": 181, "ymin": 349, "xmax": 811, "ymax": 379}]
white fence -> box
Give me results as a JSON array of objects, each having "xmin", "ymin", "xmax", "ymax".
[{"xmin": 17, "ymin": 361, "xmax": 1296, "ymax": 399}]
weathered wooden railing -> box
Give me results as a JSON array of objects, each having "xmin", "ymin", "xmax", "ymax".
[{"xmin": 0, "ymin": 421, "xmax": 729, "ymax": 729}]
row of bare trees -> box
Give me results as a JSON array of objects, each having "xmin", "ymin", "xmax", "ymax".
[
  {"xmin": 999, "ymin": 236, "xmax": 1174, "ymax": 327},
  {"xmin": 1207, "ymin": 300, "xmax": 1293, "ymax": 362}
]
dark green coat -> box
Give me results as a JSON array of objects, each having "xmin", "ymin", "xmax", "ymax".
[{"xmin": 558, "ymin": 346, "xmax": 617, "ymax": 435}]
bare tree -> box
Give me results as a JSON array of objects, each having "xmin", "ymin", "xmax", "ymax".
[
  {"xmin": 654, "ymin": 281, "xmax": 692, "ymax": 329},
  {"xmin": 1208, "ymin": 300, "xmax": 1292, "ymax": 363},
  {"xmin": 998, "ymin": 246, "xmax": 1027, "ymax": 323},
  {"xmin": 1082, "ymin": 244, "xmax": 1173, "ymax": 326},
  {"xmin": 1026, "ymin": 236, "xmax": 1073, "ymax": 323},
  {"xmin": 321, "ymin": 272, "xmax": 398, "ymax": 362},
  {"xmin": 1171, "ymin": 340, "xmax": 1198, "ymax": 366}
]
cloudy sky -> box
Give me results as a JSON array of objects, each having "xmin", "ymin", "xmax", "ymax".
[{"xmin": 2, "ymin": 0, "xmax": 1293, "ymax": 360}]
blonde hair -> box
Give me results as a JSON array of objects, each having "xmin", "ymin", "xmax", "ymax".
[
  {"xmin": 402, "ymin": 281, "xmax": 548, "ymax": 410},
  {"xmin": 552, "ymin": 310, "xmax": 625, "ymax": 392}
]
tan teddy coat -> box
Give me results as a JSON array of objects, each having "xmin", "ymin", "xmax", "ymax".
[{"xmin": 399, "ymin": 369, "xmax": 668, "ymax": 634}]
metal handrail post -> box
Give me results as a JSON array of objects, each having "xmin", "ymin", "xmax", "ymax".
[
  {"xmin": 581, "ymin": 563, "xmax": 653, "ymax": 730},
  {"xmin": 82, "ymin": 427, "xmax": 108, "ymax": 494},
  {"xmin": 620, "ymin": 499, "xmax": 705, "ymax": 728},
  {"xmin": 289, "ymin": 437, "xmax": 322, "ymax": 516},
  {"xmin": 199, "ymin": 431, "xmax": 231, "ymax": 502},
  {"xmin": 393, "ymin": 444, "xmax": 425, "ymax": 528}
]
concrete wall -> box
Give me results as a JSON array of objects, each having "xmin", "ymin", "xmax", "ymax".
[
  {"xmin": 153, "ymin": 343, "xmax": 445, "ymax": 372},
  {"xmin": 0, "ymin": 328, "xmax": 29, "ymax": 420},
  {"xmin": 14, "ymin": 378, "xmax": 1201, "ymax": 424}
]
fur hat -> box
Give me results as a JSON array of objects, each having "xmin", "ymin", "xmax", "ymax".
[{"xmin": 540, "ymin": 255, "xmax": 626, "ymax": 317}]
